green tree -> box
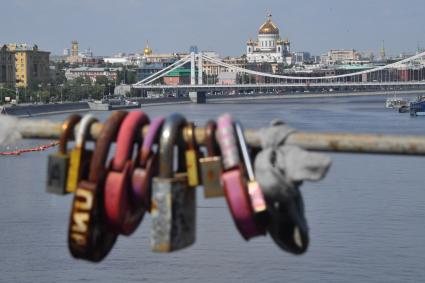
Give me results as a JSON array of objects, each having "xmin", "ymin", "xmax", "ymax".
[{"xmin": 95, "ymin": 75, "xmax": 110, "ymax": 86}]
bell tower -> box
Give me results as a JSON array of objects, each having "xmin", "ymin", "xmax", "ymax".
[{"xmin": 71, "ymin": 41, "xmax": 79, "ymax": 57}]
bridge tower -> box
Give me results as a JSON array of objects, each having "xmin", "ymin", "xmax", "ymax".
[
  {"xmin": 198, "ymin": 52, "xmax": 203, "ymax": 85},
  {"xmin": 190, "ymin": 52, "xmax": 196, "ymax": 85}
]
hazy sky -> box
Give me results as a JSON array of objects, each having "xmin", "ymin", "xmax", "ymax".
[{"xmin": 1, "ymin": 0, "xmax": 424, "ymax": 57}]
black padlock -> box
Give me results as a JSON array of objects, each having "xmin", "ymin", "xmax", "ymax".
[{"xmin": 46, "ymin": 114, "xmax": 81, "ymax": 195}]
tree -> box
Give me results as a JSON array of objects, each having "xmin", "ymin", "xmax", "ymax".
[{"xmin": 95, "ymin": 75, "xmax": 110, "ymax": 86}]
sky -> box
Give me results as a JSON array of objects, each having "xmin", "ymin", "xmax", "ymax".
[{"xmin": 1, "ymin": 0, "xmax": 424, "ymax": 57}]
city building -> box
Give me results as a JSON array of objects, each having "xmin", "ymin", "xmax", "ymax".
[
  {"xmin": 246, "ymin": 14, "xmax": 292, "ymax": 64},
  {"xmin": 321, "ymin": 49, "xmax": 361, "ymax": 65},
  {"xmin": 293, "ymin": 52, "xmax": 311, "ymax": 64},
  {"xmin": 65, "ymin": 41, "xmax": 103, "ymax": 66},
  {"xmin": 135, "ymin": 43, "xmax": 189, "ymax": 81},
  {"xmin": 163, "ymin": 68, "xmax": 193, "ymax": 85},
  {"xmin": 63, "ymin": 48, "xmax": 70, "ymax": 56},
  {"xmin": 7, "ymin": 43, "xmax": 50, "ymax": 88},
  {"xmin": 66, "ymin": 41, "xmax": 80, "ymax": 64},
  {"xmin": 217, "ymin": 72, "xmax": 238, "ymax": 85},
  {"xmin": 65, "ymin": 67, "xmax": 120, "ymax": 83},
  {"xmin": 0, "ymin": 45, "xmax": 16, "ymax": 88}
]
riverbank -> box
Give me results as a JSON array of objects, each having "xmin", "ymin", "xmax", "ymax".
[
  {"xmin": 207, "ymin": 89, "xmax": 425, "ymax": 102},
  {"xmin": 0, "ymin": 102, "xmax": 90, "ymax": 117},
  {"xmin": 1, "ymin": 89, "xmax": 423, "ymax": 117},
  {"xmin": 0, "ymin": 97, "xmax": 191, "ymax": 117}
]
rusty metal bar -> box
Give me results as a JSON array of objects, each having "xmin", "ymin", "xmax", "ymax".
[{"xmin": 13, "ymin": 118, "xmax": 425, "ymax": 156}]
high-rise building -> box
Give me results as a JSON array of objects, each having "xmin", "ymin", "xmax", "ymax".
[
  {"xmin": 0, "ymin": 45, "xmax": 16, "ymax": 89},
  {"xmin": 7, "ymin": 43, "xmax": 50, "ymax": 88}
]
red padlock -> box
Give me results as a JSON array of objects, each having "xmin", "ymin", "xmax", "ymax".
[
  {"xmin": 217, "ymin": 114, "xmax": 265, "ymax": 240},
  {"xmin": 131, "ymin": 116, "xmax": 165, "ymax": 211},
  {"xmin": 104, "ymin": 111, "xmax": 150, "ymax": 235}
]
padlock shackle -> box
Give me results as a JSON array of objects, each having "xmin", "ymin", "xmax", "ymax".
[
  {"xmin": 185, "ymin": 122, "xmax": 197, "ymax": 151},
  {"xmin": 112, "ymin": 111, "xmax": 150, "ymax": 171},
  {"xmin": 75, "ymin": 115, "xmax": 98, "ymax": 148},
  {"xmin": 217, "ymin": 113, "xmax": 240, "ymax": 170},
  {"xmin": 139, "ymin": 116, "xmax": 165, "ymax": 165},
  {"xmin": 235, "ymin": 121, "xmax": 255, "ymax": 181},
  {"xmin": 205, "ymin": 120, "xmax": 220, "ymax": 156},
  {"xmin": 59, "ymin": 114, "xmax": 81, "ymax": 154},
  {"xmin": 88, "ymin": 111, "xmax": 127, "ymax": 183},
  {"xmin": 158, "ymin": 113, "xmax": 187, "ymax": 178}
]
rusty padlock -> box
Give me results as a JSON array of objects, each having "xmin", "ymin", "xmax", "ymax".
[
  {"xmin": 199, "ymin": 121, "xmax": 224, "ymax": 198},
  {"xmin": 150, "ymin": 113, "xmax": 196, "ymax": 253}
]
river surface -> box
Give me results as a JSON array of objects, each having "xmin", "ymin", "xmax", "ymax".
[{"xmin": 0, "ymin": 95, "xmax": 424, "ymax": 282}]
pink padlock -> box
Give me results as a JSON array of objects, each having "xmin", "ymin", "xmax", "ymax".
[{"xmin": 217, "ymin": 114, "xmax": 266, "ymax": 240}]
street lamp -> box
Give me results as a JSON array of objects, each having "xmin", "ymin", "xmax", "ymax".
[{"xmin": 60, "ymin": 84, "xmax": 64, "ymax": 103}]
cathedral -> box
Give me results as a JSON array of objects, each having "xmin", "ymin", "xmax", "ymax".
[{"xmin": 246, "ymin": 15, "xmax": 292, "ymax": 64}]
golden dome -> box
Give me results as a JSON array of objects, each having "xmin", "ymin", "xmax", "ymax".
[
  {"xmin": 259, "ymin": 14, "xmax": 279, "ymax": 35},
  {"xmin": 276, "ymin": 38, "xmax": 284, "ymax": 45},
  {"xmin": 143, "ymin": 43, "xmax": 152, "ymax": 56}
]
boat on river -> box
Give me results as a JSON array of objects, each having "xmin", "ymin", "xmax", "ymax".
[
  {"xmin": 88, "ymin": 98, "xmax": 139, "ymax": 111},
  {"xmin": 385, "ymin": 97, "xmax": 408, "ymax": 109}
]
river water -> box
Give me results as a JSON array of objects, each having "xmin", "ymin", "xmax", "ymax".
[{"xmin": 0, "ymin": 95, "xmax": 424, "ymax": 282}]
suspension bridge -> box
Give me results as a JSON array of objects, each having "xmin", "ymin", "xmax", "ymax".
[{"xmin": 132, "ymin": 51, "xmax": 425, "ymax": 96}]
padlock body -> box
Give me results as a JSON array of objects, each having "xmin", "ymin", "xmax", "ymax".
[
  {"xmin": 222, "ymin": 169, "xmax": 264, "ymax": 239},
  {"xmin": 69, "ymin": 180, "xmax": 117, "ymax": 262},
  {"xmin": 151, "ymin": 173, "xmax": 196, "ymax": 252},
  {"xmin": 46, "ymin": 153, "xmax": 69, "ymax": 195},
  {"xmin": 69, "ymin": 181, "xmax": 96, "ymax": 257},
  {"xmin": 185, "ymin": 149, "xmax": 199, "ymax": 187},
  {"xmin": 200, "ymin": 156, "xmax": 224, "ymax": 198}
]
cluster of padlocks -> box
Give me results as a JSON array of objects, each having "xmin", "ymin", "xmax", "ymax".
[{"xmin": 46, "ymin": 111, "xmax": 309, "ymax": 262}]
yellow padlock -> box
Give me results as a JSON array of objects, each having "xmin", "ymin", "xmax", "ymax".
[
  {"xmin": 184, "ymin": 122, "xmax": 200, "ymax": 187},
  {"xmin": 66, "ymin": 115, "xmax": 98, "ymax": 193}
]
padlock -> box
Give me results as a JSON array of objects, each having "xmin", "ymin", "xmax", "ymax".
[
  {"xmin": 68, "ymin": 111, "xmax": 127, "ymax": 262},
  {"xmin": 184, "ymin": 122, "xmax": 200, "ymax": 187},
  {"xmin": 46, "ymin": 114, "xmax": 81, "ymax": 195},
  {"xmin": 104, "ymin": 111, "xmax": 150, "ymax": 235},
  {"xmin": 217, "ymin": 113, "xmax": 265, "ymax": 240},
  {"xmin": 151, "ymin": 113, "xmax": 196, "ymax": 253},
  {"xmin": 66, "ymin": 114, "xmax": 98, "ymax": 193},
  {"xmin": 132, "ymin": 116, "xmax": 165, "ymax": 211},
  {"xmin": 200, "ymin": 120, "xmax": 224, "ymax": 198},
  {"xmin": 234, "ymin": 121, "xmax": 267, "ymax": 214}
]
